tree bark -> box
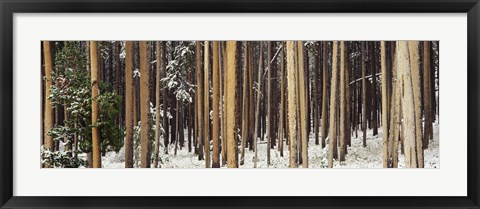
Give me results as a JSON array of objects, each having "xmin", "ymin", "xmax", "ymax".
[
  {"xmin": 286, "ymin": 41, "xmax": 298, "ymax": 168},
  {"xmin": 153, "ymin": 41, "xmax": 162, "ymax": 168},
  {"xmin": 297, "ymin": 41, "xmax": 308, "ymax": 168},
  {"xmin": 225, "ymin": 41, "xmax": 238, "ymax": 168},
  {"xmin": 321, "ymin": 41, "xmax": 329, "ymax": 148},
  {"xmin": 139, "ymin": 41, "xmax": 151, "ymax": 168},
  {"xmin": 339, "ymin": 41, "xmax": 346, "ymax": 162},
  {"xmin": 212, "ymin": 41, "xmax": 221, "ymax": 168},
  {"xmin": 327, "ymin": 41, "xmax": 339, "ymax": 168},
  {"xmin": 204, "ymin": 41, "xmax": 211, "ymax": 168},
  {"xmin": 90, "ymin": 41, "xmax": 102, "ymax": 168},
  {"xmin": 423, "ymin": 41, "xmax": 433, "ymax": 149},
  {"xmin": 397, "ymin": 41, "xmax": 418, "ymax": 168},
  {"xmin": 361, "ymin": 42, "xmax": 367, "ymax": 147},
  {"xmin": 408, "ymin": 41, "xmax": 424, "ymax": 168}
]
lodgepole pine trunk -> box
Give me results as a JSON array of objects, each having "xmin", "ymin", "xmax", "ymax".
[
  {"xmin": 225, "ymin": 41, "xmax": 238, "ymax": 168},
  {"xmin": 327, "ymin": 41, "xmax": 339, "ymax": 168},
  {"xmin": 321, "ymin": 41, "xmax": 328, "ymax": 148},
  {"xmin": 381, "ymin": 41, "xmax": 389, "ymax": 168},
  {"xmin": 423, "ymin": 41, "xmax": 433, "ymax": 149},
  {"xmin": 397, "ymin": 41, "xmax": 418, "ymax": 168},
  {"xmin": 125, "ymin": 41, "xmax": 134, "ymax": 168},
  {"xmin": 240, "ymin": 42, "xmax": 249, "ymax": 166},
  {"xmin": 286, "ymin": 41, "xmax": 298, "ymax": 168},
  {"xmin": 408, "ymin": 41, "xmax": 424, "ymax": 168},
  {"xmin": 153, "ymin": 41, "xmax": 162, "ymax": 168},
  {"xmin": 204, "ymin": 41, "xmax": 211, "ymax": 168},
  {"xmin": 361, "ymin": 42, "xmax": 367, "ymax": 147},
  {"xmin": 212, "ymin": 41, "xmax": 221, "ymax": 168},
  {"xmin": 339, "ymin": 41, "xmax": 347, "ymax": 162},
  {"xmin": 139, "ymin": 41, "xmax": 151, "ymax": 168},
  {"xmin": 278, "ymin": 43, "xmax": 285, "ymax": 156},
  {"xmin": 196, "ymin": 41, "xmax": 204, "ymax": 160},
  {"xmin": 90, "ymin": 41, "xmax": 102, "ymax": 168}
]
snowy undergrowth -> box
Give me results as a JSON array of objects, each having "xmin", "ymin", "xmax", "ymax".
[{"xmin": 101, "ymin": 122, "xmax": 439, "ymax": 168}]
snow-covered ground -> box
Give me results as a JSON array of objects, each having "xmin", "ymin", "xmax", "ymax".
[{"xmin": 101, "ymin": 122, "xmax": 439, "ymax": 168}]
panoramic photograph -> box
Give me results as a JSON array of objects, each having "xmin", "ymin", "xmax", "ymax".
[{"xmin": 40, "ymin": 41, "xmax": 439, "ymax": 168}]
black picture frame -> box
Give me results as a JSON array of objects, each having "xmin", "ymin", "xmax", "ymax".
[{"xmin": 1, "ymin": 0, "xmax": 479, "ymax": 208}]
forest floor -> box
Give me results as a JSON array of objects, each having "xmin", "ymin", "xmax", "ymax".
[{"xmin": 101, "ymin": 122, "xmax": 440, "ymax": 168}]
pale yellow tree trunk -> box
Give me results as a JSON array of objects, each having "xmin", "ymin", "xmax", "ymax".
[
  {"xmin": 225, "ymin": 41, "xmax": 238, "ymax": 168},
  {"xmin": 125, "ymin": 41, "xmax": 134, "ymax": 168},
  {"xmin": 286, "ymin": 41, "xmax": 298, "ymax": 168},
  {"xmin": 139, "ymin": 41, "xmax": 151, "ymax": 168},
  {"xmin": 381, "ymin": 41, "xmax": 389, "ymax": 168},
  {"xmin": 397, "ymin": 41, "xmax": 417, "ymax": 168},
  {"xmin": 327, "ymin": 41, "xmax": 339, "ymax": 168},
  {"xmin": 204, "ymin": 41, "xmax": 211, "ymax": 168},
  {"xmin": 90, "ymin": 41, "xmax": 102, "ymax": 168},
  {"xmin": 43, "ymin": 41, "xmax": 54, "ymax": 155}
]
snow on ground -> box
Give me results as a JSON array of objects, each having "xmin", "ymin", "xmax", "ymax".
[{"xmin": 102, "ymin": 122, "xmax": 439, "ymax": 168}]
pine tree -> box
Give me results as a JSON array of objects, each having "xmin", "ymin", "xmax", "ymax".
[
  {"xmin": 125, "ymin": 41, "xmax": 134, "ymax": 168},
  {"xmin": 90, "ymin": 41, "xmax": 102, "ymax": 168},
  {"xmin": 327, "ymin": 41, "xmax": 339, "ymax": 168},
  {"xmin": 225, "ymin": 41, "xmax": 238, "ymax": 168},
  {"xmin": 286, "ymin": 41, "xmax": 298, "ymax": 168},
  {"xmin": 139, "ymin": 41, "xmax": 151, "ymax": 168},
  {"xmin": 212, "ymin": 41, "xmax": 221, "ymax": 168}
]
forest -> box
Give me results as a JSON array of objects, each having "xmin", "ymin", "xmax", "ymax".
[{"xmin": 41, "ymin": 41, "xmax": 439, "ymax": 168}]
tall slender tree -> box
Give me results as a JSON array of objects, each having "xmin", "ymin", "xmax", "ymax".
[
  {"xmin": 125, "ymin": 41, "xmax": 134, "ymax": 168},
  {"xmin": 361, "ymin": 42, "xmax": 367, "ymax": 147},
  {"xmin": 204, "ymin": 41, "xmax": 211, "ymax": 168},
  {"xmin": 43, "ymin": 41, "xmax": 54, "ymax": 154},
  {"xmin": 339, "ymin": 41, "xmax": 346, "ymax": 161},
  {"xmin": 423, "ymin": 41, "xmax": 433, "ymax": 149},
  {"xmin": 153, "ymin": 41, "xmax": 162, "ymax": 168},
  {"xmin": 139, "ymin": 41, "xmax": 151, "ymax": 168},
  {"xmin": 286, "ymin": 41, "xmax": 298, "ymax": 168},
  {"xmin": 212, "ymin": 41, "xmax": 221, "ymax": 168},
  {"xmin": 408, "ymin": 41, "xmax": 424, "ymax": 168},
  {"xmin": 321, "ymin": 42, "xmax": 328, "ymax": 148},
  {"xmin": 90, "ymin": 41, "xmax": 102, "ymax": 168},
  {"xmin": 297, "ymin": 41, "xmax": 308, "ymax": 168},
  {"xmin": 327, "ymin": 41, "xmax": 339, "ymax": 168},
  {"xmin": 225, "ymin": 41, "xmax": 238, "ymax": 168}
]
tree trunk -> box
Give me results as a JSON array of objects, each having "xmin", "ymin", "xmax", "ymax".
[
  {"xmin": 225, "ymin": 41, "xmax": 238, "ymax": 168},
  {"xmin": 196, "ymin": 41, "xmax": 204, "ymax": 160},
  {"xmin": 339, "ymin": 41, "xmax": 346, "ymax": 162},
  {"xmin": 397, "ymin": 41, "xmax": 418, "ymax": 168},
  {"xmin": 361, "ymin": 42, "xmax": 367, "ymax": 147},
  {"xmin": 286, "ymin": 41, "xmax": 298, "ymax": 168},
  {"xmin": 240, "ymin": 42, "xmax": 250, "ymax": 165},
  {"xmin": 278, "ymin": 43, "xmax": 285, "ymax": 157},
  {"xmin": 204, "ymin": 41, "xmax": 211, "ymax": 168},
  {"xmin": 90, "ymin": 41, "xmax": 102, "ymax": 168},
  {"xmin": 297, "ymin": 41, "xmax": 308, "ymax": 168},
  {"xmin": 212, "ymin": 41, "xmax": 221, "ymax": 168},
  {"xmin": 42, "ymin": 41, "xmax": 54, "ymax": 153},
  {"xmin": 139, "ymin": 41, "xmax": 151, "ymax": 168},
  {"xmin": 381, "ymin": 41, "xmax": 389, "ymax": 168},
  {"xmin": 423, "ymin": 41, "xmax": 433, "ymax": 149},
  {"xmin": 124, "ymin": 41, "xmax": 134, "ymax": 168},
  {"xmin": 153, "ymin": 41, "xmax": 162, "ymax": 168},
  {"xmin": 408, "ymin": 41, "xmax": 424, "ymax": 168},
  {"xmin": 327, "ymin": 41, "xmax": 339, "ymax": 168},
  {"xmin": 321, "ymin": 41, "xmax": 329, "ymax": 148}
]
